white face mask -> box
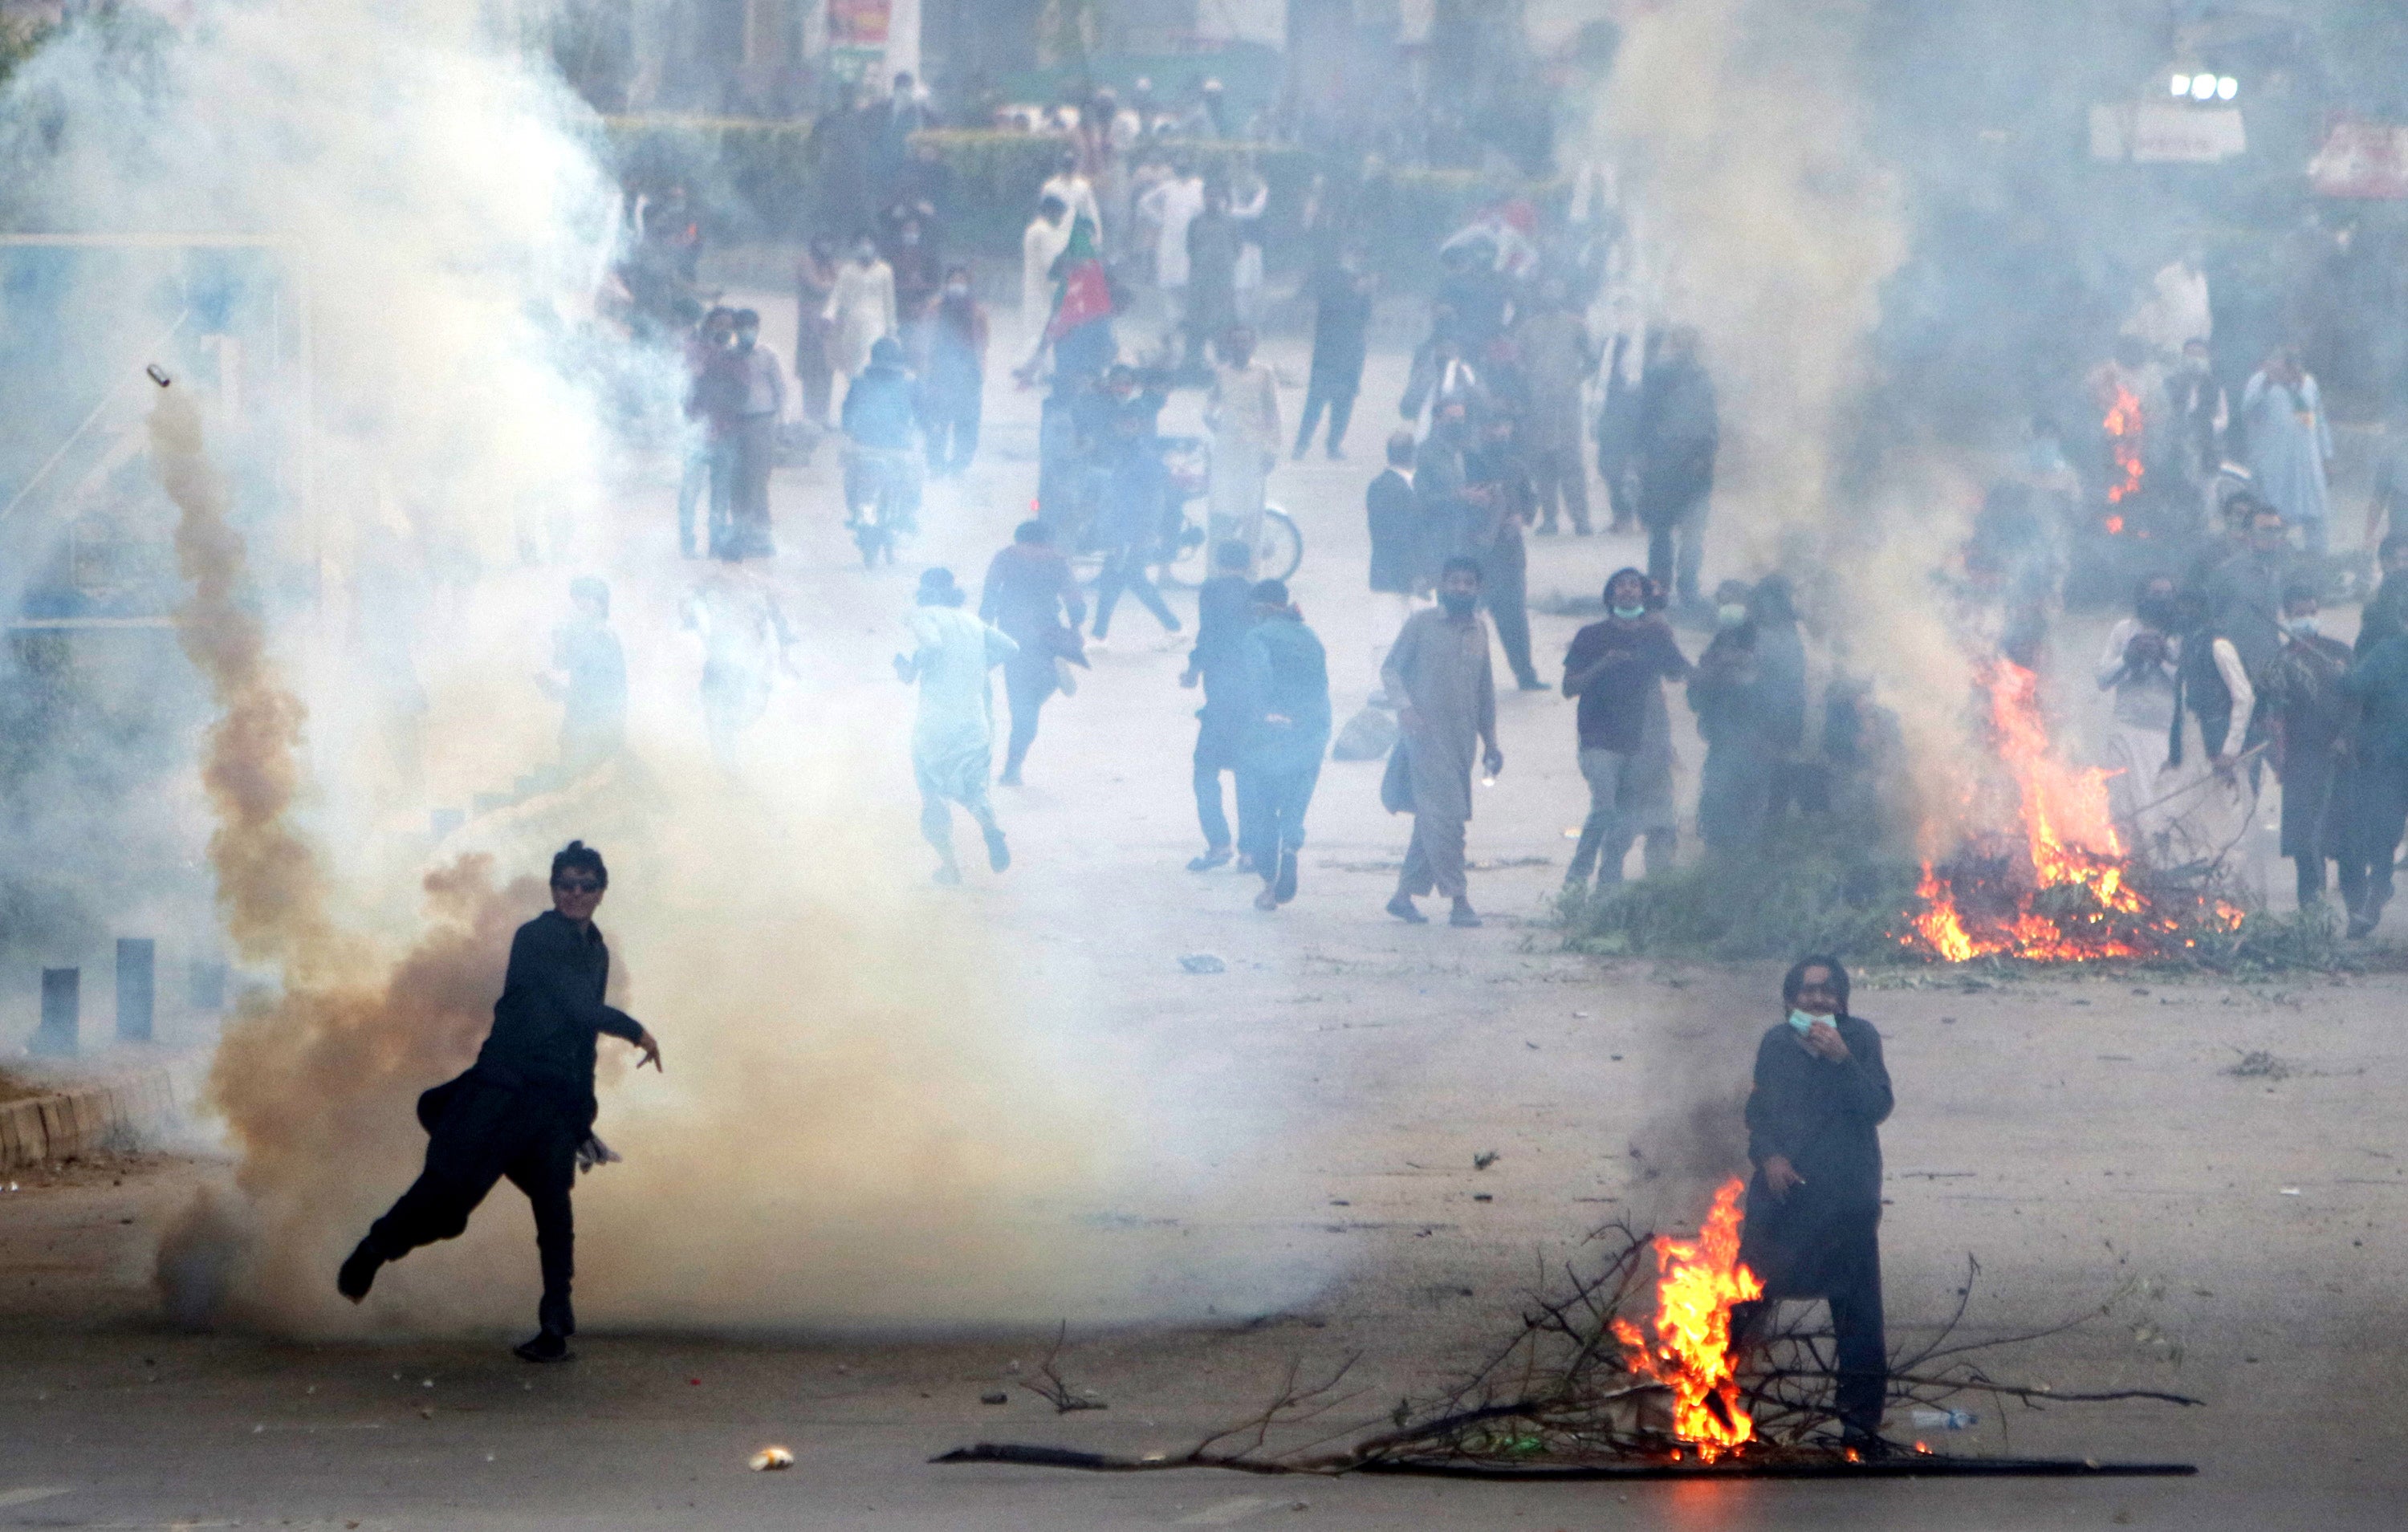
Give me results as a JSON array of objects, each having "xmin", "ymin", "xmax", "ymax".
[{"xmin": 2285, "ymin": 615, "xmax": 2321, "ymax": 639}]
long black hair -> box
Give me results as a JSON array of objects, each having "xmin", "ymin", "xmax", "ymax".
[{"xmin": 1780, "ymin": 953, "xmax": 1850, "ymax": 1018}]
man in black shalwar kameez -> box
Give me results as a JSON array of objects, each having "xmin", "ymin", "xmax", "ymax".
[
  {"xmin": 338, "ymin": 842, "xmax": 661, "ymax": 1362},
  {"xmin": 1735, "ymin": 954, "xmax": 1893, "ymax": 1445}
]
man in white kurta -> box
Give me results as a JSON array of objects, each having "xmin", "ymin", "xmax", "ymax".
[
  {"xmin": 899, "ymin": 569, "xmax": 1017, "ymax": 884},
  {"xmin": 1020, "ymin": 196, "xmax": 1072, "ymax": 341},
  {"xmin": 829, "ymin": 238, "xmax": 897, "ymax": 384}
]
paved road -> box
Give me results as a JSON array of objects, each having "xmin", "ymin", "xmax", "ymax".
[{"xmin": 3, "ymin": 300, "xmax": 2403, "ymax": 1529}]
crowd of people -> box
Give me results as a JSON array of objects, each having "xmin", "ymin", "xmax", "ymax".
[
  {"xmin": 620, "ymin": 91, "xmax": 2408, "ymax": 949},
  {"xmin": 2097, "ymin": 497, "xmax": 2408, "ymax": 935}
]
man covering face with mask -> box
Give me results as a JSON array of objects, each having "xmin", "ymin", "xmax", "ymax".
[
  {"xmin": 1731, "ymin": 955, "xmax": 1893, "ymax": 1449},
  {"xmin": 1560, "ymin": 568, "xmax": 1690, "ymax": 893},
  {"xmin": 719, "ymin": 309, "xmax": 785, "ymax": 559}
]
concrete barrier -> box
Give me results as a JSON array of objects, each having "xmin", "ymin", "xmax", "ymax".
[{"xmin": 0, "ymin": 1071, "xmax": 180, "ymax": 1170}]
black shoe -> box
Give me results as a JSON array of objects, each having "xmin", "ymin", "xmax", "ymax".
[
  {"xmin": 513, "ymin": 1329, "xmax": 572, "ymax": 1363},
  {"xmin": 1188, "ymin": 847, "xmax": 1232, "ymax": 872},
  {"xmin": 1274, "ymin": 849, "xmax": 1299, "ymax": 904},
  {"xmin": 1386, "ymin": 895, "xmax": 1428, "ymax": 924},
  {"xmin": 1449, "ymin": 900, "xmax": 1483, "ymax": 929},
  {"xmin": 336, "ymin": 1241, "xmax": 383, "ymax": 1303},
  {"xmin": 2348, "ymin": 912, "xmax": 2377, "ymax": 939},
  {"xmin": 985, "ymin": 827, "xmax": 1011, "ymax": 873},
  {"xmin": 1516, "ymin": 677, "xmax": 1549, "ymax": 692},
  {"xmin": 998, "ymin": 766, "xmax": 1023, "ymax": 788}
]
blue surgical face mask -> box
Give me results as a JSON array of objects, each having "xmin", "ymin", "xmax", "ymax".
[
  {"xmin": 2284, "ymin": 615, "xmax": 2320, "ymax": 639},
  {"xmin": 1788, "ymin": 1007, "xmax": 1828, "ymax": 1034},
  {"xmin": 1611, "ymin": 603, "xmax": 1646, "ymax": 621},
  {"xmin": 1717, "ymin": 603, "xmax": 1748, "ymax": 629}
]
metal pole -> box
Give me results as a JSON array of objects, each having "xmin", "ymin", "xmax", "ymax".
[
  {"xmin": 32, "ymin": 967, "xmax": 79, "ymax": 1058},
  {"xmin": 116, "ymin": 938, "xmax": 155, "ymax": 1044}
]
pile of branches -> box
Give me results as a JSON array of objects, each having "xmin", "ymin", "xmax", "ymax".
[
  {"xmin": 1910, "ymin": 846, "xmax": 2361, "ymax": 976},
  {"xmin": 940, "ymin": 1223, "xmax": 2199, "ymax": 1478}
]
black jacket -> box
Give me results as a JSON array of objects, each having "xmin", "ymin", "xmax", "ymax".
[
  {"xmin": 1367, "ymin": 469, "xmax": 1418, "ymax": 594},
  {"xmin": 1742, "ymin": 1014, "xmax": 1893, "ymax": 1293},
  {"xmin": 468, "ymin": 911, "xmax": 643, "ymax": 1123}
]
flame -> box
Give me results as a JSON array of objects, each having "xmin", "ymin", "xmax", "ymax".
[
  {"xmin": 1903, "ymin": 660, "xmax": 2172, "ymax": 961},
  {"xmin": 1612, "ymin": 1177, "xmax": 1763, "ymax": 1462},
  {"xmin": 2103, "ymin": 384, "xmax": 2145, "ymax": 506}
]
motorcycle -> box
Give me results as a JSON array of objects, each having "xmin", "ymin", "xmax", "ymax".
[
  {"xmin": 842, "ymin": 441, "xmax": 922, "ymax": 567},
  {"xmin": 1065, "ymin": 434, "xmax": 1301, "ymax": 588}
]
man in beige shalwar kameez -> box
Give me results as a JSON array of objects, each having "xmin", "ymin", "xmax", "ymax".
[{"xmin": 1383, "ymin": 556, "xmax": 1503, "ymax": 927}]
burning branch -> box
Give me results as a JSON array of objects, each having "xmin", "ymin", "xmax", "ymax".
[
  {"xmin": 939, "ymin": 1189, "xmax": 2197, "ymax": 1478},
  {"xmin": 1901, "ymin": 660, "xmax": 2245, "ymax": 964}
]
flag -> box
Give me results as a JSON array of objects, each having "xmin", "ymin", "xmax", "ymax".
[{"xmin": 1044, "ymin": 215, "xmax": 1112, "ymax": 343}]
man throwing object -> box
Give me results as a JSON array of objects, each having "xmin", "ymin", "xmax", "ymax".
[{"xmin": 338, "ymin": 842, "xmax": 661, "ymax": 1362}]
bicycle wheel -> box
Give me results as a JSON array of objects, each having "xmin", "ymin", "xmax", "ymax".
[{"xmin": 1256, "ymin": 506, "xmax": 1303, "ymax": 582}]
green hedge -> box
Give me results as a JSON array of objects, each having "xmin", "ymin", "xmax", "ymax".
[{"xmin": 598, "ymin": 114, "xmax": 1568, "ymax": 288}]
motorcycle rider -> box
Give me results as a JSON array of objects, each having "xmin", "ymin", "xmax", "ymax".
[{"xmin": 841, "ymin": 335, "xmax": 925, "ymax": 558}]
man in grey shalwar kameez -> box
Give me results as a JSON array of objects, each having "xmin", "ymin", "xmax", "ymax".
[
  {"xmin": 897, "ymin": 568, "xmax": 1015, "ymax": 884},
  {"xmin": 2242, "ymin": 347, "xmax": 2334, "ymax": 559},
  {"xmin": 1383, "ymin": 556, "xmax": 1503, "ymax": 928}
]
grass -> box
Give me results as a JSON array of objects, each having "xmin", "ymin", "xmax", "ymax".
[
  {"xmin": 1560, "ymin": 821, "xmax": 1923, "ymax": 965},
  {"xmin": 1560, "ymin": 822, "xmax": 2369, "ymax": 977}
]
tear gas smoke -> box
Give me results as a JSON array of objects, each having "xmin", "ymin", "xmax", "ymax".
[
  {"xmin": 1579, "ymin": 0, "xmax": 1965, "ymax": 1195},
  {"xmin": 0, "ymin": 6, "xmax": 1312, "ymax": 1336},
  {"xmin": 1592, "ymin": 0, "xmax": 1975, "ymax": 843},
  {"xmin": 150, "ymin": 388, "xmax": 349, "ymax": 981}
]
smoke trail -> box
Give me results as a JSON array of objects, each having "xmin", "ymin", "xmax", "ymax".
[
  {"xmin": 97, "ymin": 6, "xmax": 1308, "ymax": 1336},
  {"xmin": 150, "ymin": 388, "xmax": 348, "ymax": 980},
  {"xmin": 147, "ymin": 383, "xmax": 1210, "ymax": 1335},
  {"xmin": 1590, "ymin": 0, "xmax": 1969, "ymax": 836}
]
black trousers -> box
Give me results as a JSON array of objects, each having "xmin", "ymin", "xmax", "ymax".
[
  {"xmin": 1093, "ymin": 545, "xmax": 1178, "ymax": 636},
  {"xmin": 1002, "ymin": 656, "xmax": 1056, "ymax": 776},
  {"xmin": 1738, "ymin": 1214, "xmax": 1886, "ymax": 1439},
  {"xmin": 2344, "ymin": 758, "xmax": 2408, "ymax": 917},
  {"xmin": 1479, "ymin": 557, "xmax": 1539, "ymax": 688},
  {"xmin": 364, "ymin": 1077, "xmax": 581, "ymax": 1335},
  {"xmin": 1294, "ymin": 379, "xmax": 1358, "ymax": 457}
]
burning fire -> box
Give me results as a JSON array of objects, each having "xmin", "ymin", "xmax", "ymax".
[
  {"xmin": 1905, "ymin": 659, "xmax": 2241, "ymax": 961},
  {"xmin": 2103, "ymin": 384, "xmax": 2144, "ymax": 509},
  {"xmin": 1613, "ymin": 1177, "xmax": 1763, "ymax": 1462}
]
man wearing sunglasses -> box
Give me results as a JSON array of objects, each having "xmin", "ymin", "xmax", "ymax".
[{"xmin": 337, "ymin": 841, "xmax": 662, "ymax": 1362}]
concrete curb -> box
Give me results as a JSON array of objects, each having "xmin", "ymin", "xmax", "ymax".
[{"xmin": 0, "ymin": 1071, "xmax": 180, "ymax": 1170}]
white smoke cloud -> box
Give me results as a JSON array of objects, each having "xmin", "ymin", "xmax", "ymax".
[{"xmin": 5, "ymin": 4, "xmax": 1320, "ymax": 1337}]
